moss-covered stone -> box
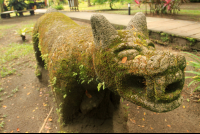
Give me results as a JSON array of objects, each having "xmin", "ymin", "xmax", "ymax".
[{"xmin": 33, "ymin": 11, "xmax": 186, "ymax": 123}]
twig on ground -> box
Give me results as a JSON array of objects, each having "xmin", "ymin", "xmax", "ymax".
[{"xmin": 39, "ymin": 107, "xmax": 54, "ymax": 133}]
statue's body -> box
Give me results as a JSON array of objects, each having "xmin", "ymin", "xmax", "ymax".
[{"xmin": 33, "ymin": 10, "xmax": 186, "ymax": 123}]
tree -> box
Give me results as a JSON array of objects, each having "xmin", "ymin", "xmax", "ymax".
[
  {"xmin": 88, "ymin": 0, "xmax": 91, "ymax": 7},
  {"xmin": 92, "ymin": 0, "xmax": 132, "ymax": 10},
  {"xmin": 0, "ymin": 0, "xmax": 4, "ymax": 13}
]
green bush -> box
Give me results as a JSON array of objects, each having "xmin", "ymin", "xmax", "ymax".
[
  {"xmin": 183, "ymin": 52, "xmax": 200, "ymax": 92},
  {"xmin": 52, "ymin": 4, "xmax": 64, "ymax": 10}
]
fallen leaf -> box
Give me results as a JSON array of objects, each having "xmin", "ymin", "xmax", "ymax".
[
  {"xmin": 121, "ymin": 57, "xmax": 127, "ymax": 63},
  {"xmin": 187, "ymin": 130, "xmax": 189, "ymax": 132},
  {"xmin": 144, "ymin": 112, "xmax": 146, "ymax": 115},
  {"xmin": 10, "ymin": 130, "xmax": 13, "ymax": 133},
  {"xmin": 24, "ymin": 87, "xmax": 26, "ymax": 89},
  {"xmin": 39, "ymin": 95, "xmax": 42, "ymax": 97},
  {"xmin": 8, "ymin": 120, "xmax": 10, "ymax": 122},
  {"xmin": 85, "ymin": 90, "xmax": 92, "ymax": 98},
  {"xmin": 3, "ymin": 105, "xmax": 7, "ymax": 108},
  {"xmin": 130, "ymin": 119, "xmax": 136, "ymax": 124},
  {"xmin": 142, "ymin": 118, "xmax": 145, "ymax": 121},
  {"xmin": 17, "ymin": 128, "xmax": 20, "ymax": 132},
  {"xmin": 36, "ymin": 107, "xmax": 38, "ymax": 109},
  {"xmin": 142, "ymin": 125, "xmax": 145, "ymax": 127},
  {"xmin": 48, "ymin": 118, "xmax": 52, "ymax": 122},
  {"xmin": 165, "ymin": 119, "xmax": 167, "ymax": 122},
  {"xmin": 27, "ymin": 92, "xmax": 30, "ymax": 95},
  {"xmin": 167, "ymin": 125, "xmax": 171, "ymax": 127},
  {"xmin": 150, "ymin": 127, "xmax": 153, "ymax": 129},
  {"xmin": 17, "ymin": 116, "xmax": 19, "ymax": 118},
  {"xmin": 43, "ymin": 103, "xmax": 47, "ymax": 107},
  {"xmin": 183, "ymin": 105, "xmax": 185, "ymax": 109},
  {"xmin": 33, "ymin": 110, "xmax": 35, "ymax": 112},
  {"xmin": 137, "ymin": 106, "xmax": 141, "ymax": 109},
  {"xmin": 138, "ymin": 125, "xmax": 141, "ymax": 127}
]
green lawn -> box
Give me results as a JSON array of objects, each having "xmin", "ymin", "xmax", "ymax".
[{"xmin": 62, "ymin": 1, "xmax": 200, "ymax": 17}]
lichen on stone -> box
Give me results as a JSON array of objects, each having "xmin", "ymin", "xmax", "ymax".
[{"xmin": 32, "ymin": 11, "xmax": 186, "ymax": 122}]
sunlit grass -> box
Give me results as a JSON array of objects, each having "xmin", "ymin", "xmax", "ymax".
[
  {"xmin": 0, "ymin": 43, "xmax": 33, "ymax": 64},
  {"xmin": 63, "ymin": 1, "xmax": 131, "ymax": 11},
  {"xmin": 0, "ymin": 24, "xmax": 16, "ymax": 30},
  {"xmin": 64, "ymin": 2, "xmax": 200, "ymax": 17},
  {"xmin": 179, "ymin": 10, "xmax": 200, "ymax": 15},
  {"xmin": 0, "ymin": 43, "xmax": 34, "ymax": 77}
]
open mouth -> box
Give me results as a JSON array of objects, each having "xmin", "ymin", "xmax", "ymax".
[
  {"xmin": 116, "ymin": 73, "xmax": 184, "ymax": 112},
  {"xmin": 114, "ymin": 50, "xmax": 185, "ymax": 112}
]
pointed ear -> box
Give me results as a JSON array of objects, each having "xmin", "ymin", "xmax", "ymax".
[
  {"xmin": 126, "ymin": 12, "xmax": 149, "ymax": 38},
  {"xmin": 91, "ymin": 14, "xmax": 118, "ymax": 49}
]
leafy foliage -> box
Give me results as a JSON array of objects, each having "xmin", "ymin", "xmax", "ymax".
[
  {"xmin": 134, "ymin": 0, "xmax": 182, "ymax": 14},
  {"xmin": 183, "ymin": 52, "xmax": 200, "ymax": 92},
  {"xmin": 8, "ymin": 0, "xmax": 27, "ymax": 10},
  {"xmin": 52, "ymin": 4, "xmax": 64, "ymax": 10}
]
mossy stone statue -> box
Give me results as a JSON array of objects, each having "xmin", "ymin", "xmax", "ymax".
[{"xmin": 33, "ymin": 9, "xmax": 186, "ymax": 123}]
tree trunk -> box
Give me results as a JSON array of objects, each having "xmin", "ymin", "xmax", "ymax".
[
  {"xmin": 110, "ymin": 2, "xmax": 113, "ymax": 10},
  {"xmin": 0, "ymin": 4, "xmax": 3, "ymax": 13},
  {"xmin": 88, "ymin": 0, "xmax": 91, "ymax": 7},
  {"xmin": 0, "ymin": 0, "xmax": 3, "ymax": 13}
]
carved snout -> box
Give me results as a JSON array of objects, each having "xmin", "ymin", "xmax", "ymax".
[{"xmin": 145, "ymin": 52, "xmax": 186, "ymax": 102}]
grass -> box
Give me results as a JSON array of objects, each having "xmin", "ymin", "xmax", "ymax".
[
  {"xmin": 0, "ymin": 24, "xmax": 16, "ymax": 39},
  {"xmin": 183, "ymin": 52, "xmax": 200, "ymax": 93},
  {"xmin": 7, "ymin": 87, "xmax": 19, "ymax": 98},
  {"xmin": 0, "ymin": 67, "xmax": 16, "ymax": 78},
  {"xmin": 0, "ymin": 43, "xmax": 33, "ymax": 77},
  {"xmin": 63, "ymin": 1, "xmax": 130, "ymax": 11},
  {"xmin": 63, "ymin": 1, "xmax": 200, "ymax": 20},
  {"xmin": 0, "ymin": 121, "xmax": 4, "ymax": 128},
  {"xmin": 0, "ymin": 25, "xmax": 16, "ymax": 30},
  {"xmin": 0, "ymin": 43, "xmax": 33, "ymax": 64}
]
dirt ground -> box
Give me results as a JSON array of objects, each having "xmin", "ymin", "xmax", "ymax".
[{"xmin": 0, "ymin": 14, "xmax": 200, "ymax": 133}]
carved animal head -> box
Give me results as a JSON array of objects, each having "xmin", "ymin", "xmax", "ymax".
[{"xmin": 91, "ymin": 12, "xmax": 186, "ymax": 112}]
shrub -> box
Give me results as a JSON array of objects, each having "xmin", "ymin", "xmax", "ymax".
[
  {"xmin": 183, "ymin": 52, "xmax": 200, "ymax": 92},
  {"xmin": 52, "ymin": 4, "xmax": 64, "ymax": 10}
]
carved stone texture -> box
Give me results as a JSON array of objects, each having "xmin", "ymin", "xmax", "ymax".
[
  {"xmin": 32, "ymin": 11, "xmax": 186, "ymax": 123},
  {"xmin": 126, "ymin": 12, "xmax": 149, "ymax": 39}
]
